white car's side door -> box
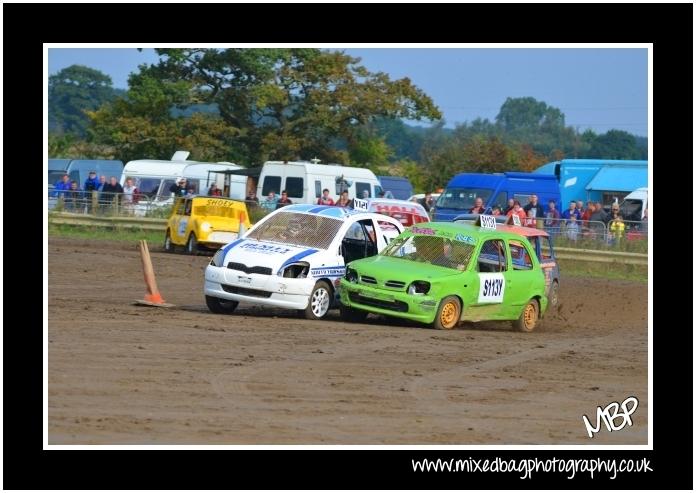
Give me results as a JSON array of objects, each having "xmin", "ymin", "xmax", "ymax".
[{"xmin": 373, "ymin": 216, "xmax": 404, "ymax": 251}]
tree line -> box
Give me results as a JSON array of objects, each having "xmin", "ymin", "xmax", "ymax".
[{"xmin": 49, "ymin": 49, "xmax": 648, "ymax": 192}]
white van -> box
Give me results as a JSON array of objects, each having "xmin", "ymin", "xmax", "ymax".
[
  {"xmin": 256, "ymin": 160, "xmax": 383, "ymax": 204},
  {"xmin": 619, "ymin": 187, "xmax": 648, "ymax": 222}
]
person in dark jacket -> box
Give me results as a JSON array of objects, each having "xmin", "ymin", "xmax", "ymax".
[
  {"xmin": 522, "ymin": 194, "xmax": 545, "ymax": 227},
  {"xmin": 83, "ymin": 171, "xmax": 100, "ymax": 192},
  {"xmin": 101, "ymin": 176, "xmax": 124, "ymax": 208},
  {"xmin": 169, "ymin": 177, "xmax": 187, "ymax": 197},
  {"xmin": 275, "ymin": 190, "xmax": 293, "ymax": 210}
]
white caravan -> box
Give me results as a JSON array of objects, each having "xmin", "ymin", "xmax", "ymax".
[
  {"xmin": 120, "ymin": 151, "xmax": 246, "ymax": 215},
  {"xmin": 256, "ymin": 160, "xmax": 383, "ymax": 204}
]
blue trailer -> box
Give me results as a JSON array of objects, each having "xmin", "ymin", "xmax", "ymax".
[
  {"xmin": 534, "ymin": 159, "xmax": 647, "ymax": 207},
  {"xmin": 378, "ymin": 176, "xmax": 413, "ymax": 200},
  {"xmin": 432, "ymin": 171, "xmax": 561, "ymax": 221}
]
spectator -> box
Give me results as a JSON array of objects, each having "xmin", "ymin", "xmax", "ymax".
[
  {"xmin": 52, "ymin": 174, "xmax": 71, "ymax": 198},
  {"xmin": 97, "ymin": 175, "xmax": 107, "ymax": 192},
  {"xmin": 589, "ymin": 201, "xmax": 607, "ymax": 239},
  {"xmin": 544, "ymin": 199, "xmax": 561, "ymax": 236},
  {"xmin": 169, "ymin": 177, "xmax": 187, "ymax": 197},
  {"xmin": 185, "ymin": 187, "xmax": 196, "ymax": 198},
  {"xmin": 361, "ymin": 190, "xmax": 370, "ymax": 199},
  {"xmin": 579, "ymin": 200, "xmax": 593, "ymax": 237},
  {"xmin": 576, "ymin": 200, "xmax": 585, "ymax": 217},
  {"xmin": 641, "ymin": 207, "xmax": 649, "ymax": 235},
  {"xmin": 317, "ymin": 188, "xmax": 335, "ymax": 205},
  {"xmin": 503, "ymin": 198, "xmax": 515, "ymax": 215},
  {"xmin": 245, "ymin": 190, "xmax": 259, "ymax": 203},
  {"xmin": 84, "ymin": 171, "xmax": 100, "ymax": 192},
  {"xmin": 275, "ymin": 190, "xmax": 293, "ymax": 210},
  {"xmin": 122, "ymin": 178, "xmax": 139, "ymax": 210},
  {"xmin": 506, "ymin": 200, "xmax": 527, "ymax": 223},
  {"xmin": 607, "ymin": 204, "xmax": 625, "ymax": 243},
  {"xmin": 101, "ymin": 176, "xmax": 124, "ymax": 210},
  {"xmin": 562, "ymin": 200, "xmax": 581, "ymax": 221},
  {"xmin": 565, "ymin": 215, "xmax": 579, "ymax": 242},
  {"xmin": 336, "ymin": 190, "xmax": 351, "ymax": 207},
  {"xmin": 208, "ymin": 183, "xmax": 223, "ymax": 196},
  {"xmin": 491, "ymin": 206, "xmax": 502, "ymax": 216},
  {"xmin": 263, "ymin": 190, "xmax": 278, "ymax": 211},
  {"xmin": 377, "ymin": 190, "xmax": 385, "ymax": 198},
  {"xmin": 469, "ymin": 197, "xmax": 485, "ymax": 214},
  {"xmin": 65, "ymin": 181, "xmax": 83, "ymax": 212},
  {"xmin": 419, "ymin": 192, "xmax": 434, "ymax": 213},
  {"xmin": 523, "ymin": 194, "xmax": 545, "ymax": 227}
]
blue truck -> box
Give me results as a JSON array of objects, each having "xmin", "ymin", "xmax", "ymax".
[
  {"xmin": 534, "ymin": 159, "xmax": 647, "ymax": 208},
  {"xmin": 432, "ymin": 171, "xmax": 561, "ymax": 221}
]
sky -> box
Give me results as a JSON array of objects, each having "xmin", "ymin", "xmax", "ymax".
[{"xmin": 47, "ymin": 47, "xmax": 648, "ymax": 136}]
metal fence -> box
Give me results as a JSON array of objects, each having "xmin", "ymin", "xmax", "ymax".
[{"xmin": 47, "ymin": 188, "xmax": 647, "ymax": 253}]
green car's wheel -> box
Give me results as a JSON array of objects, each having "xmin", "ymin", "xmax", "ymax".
[
  {"xmin": 339, "ymin": 305, "xmax": 368, "ymax": 323},
  {"xmin": 205, "ymin": 295, "xmax": 238, "ymax": 314},
  {"xmin": 164, "ymin": 230, "xmax": 174, "ymax": 253},
  {"xmin": 433, "ymin": 296, "xmax": 461, "ymax": 330},
  {"xmin": 514, "ymin": 299, "xmax": 539, "ymax": 332}
]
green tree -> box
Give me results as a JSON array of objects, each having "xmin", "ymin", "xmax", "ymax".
[
  {"xmin": 49, "ymin": 65, "xmax": 117, "ymax": 136},
  {"xmin": 496, "ymin": 96, "xmax": 565, "ymax": 133},
  {"xmin": 137, "ymin": 48, "xmax": 441, "ymax": 163},
  {"xmin": 89, "ymin": 72, "xmax": 240, "ymax": 162},
  {"xmin": 588, "ymin": 129, "xmax": 643, "ymax": 159}
]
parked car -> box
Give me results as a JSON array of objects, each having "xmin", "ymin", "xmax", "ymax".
[
  {"xmin": 339, "ymin": 217, "xmax": 550, "ymax": 331},
  {"xmin": 358, "ymin": 198, "xmax": 430, "ymax": 226},
  {"xmin": 204, "ymin": 204, "xmax": 405, "ymax": 319},
  {"xmin": 164, "ymin": 196, "xmax": 251, "ymax": 254}
]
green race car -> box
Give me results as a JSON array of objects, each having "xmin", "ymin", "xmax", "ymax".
[{"xmin": 338, "ymin": 221, "xmax": 549, "ymax": 331}]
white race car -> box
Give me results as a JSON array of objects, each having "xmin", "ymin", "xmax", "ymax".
[{"xmin": 204, "ymin": 204, "xmax": 405, "ymax": 319}]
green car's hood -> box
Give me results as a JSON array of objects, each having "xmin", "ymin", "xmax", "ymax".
[{"xmin": 349, "ymin": 255, "xmax": 463, "ymax": 283}]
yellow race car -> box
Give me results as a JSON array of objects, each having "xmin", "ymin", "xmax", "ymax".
[{"xmin": 164, "ymin": 196, "xmax": 251, "ymax": 254}]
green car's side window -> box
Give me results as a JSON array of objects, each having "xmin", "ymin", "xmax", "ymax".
[{"xmin": 477, "ymin": 239, "xmax": 507, "ymax": 273}]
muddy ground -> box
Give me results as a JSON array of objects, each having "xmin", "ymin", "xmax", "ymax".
[{"xmin": 48, "ymin": 237, "xmax": 648, "ymax": 444}]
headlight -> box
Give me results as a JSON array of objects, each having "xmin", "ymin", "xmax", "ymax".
[
  {"xmin": 211, "ymin": 249, "xmax": 225, "ymax": 267},
  {"xmin": 200, "ymin": 221, "xmax": 212, "ymax": 232},
  {"xmin": 345, "ymin": 267, "xmax": 358, "ymax": 283},
  {"xmin": 280, "ymin": 262, "xmax": 309, "ymax": 279},
  {"xmin": 407, "ymin": 281, "xmax": 430, "ymax": 295}
]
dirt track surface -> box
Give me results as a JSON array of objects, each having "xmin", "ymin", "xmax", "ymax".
[{"xmin": 48, "ymin": 237, "xmax": 648, "ymax": 444}]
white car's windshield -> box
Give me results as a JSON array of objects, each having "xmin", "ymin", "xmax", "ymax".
[{"xmin": 248, "ymin": 211, "xmax": 342, "ymax": 250}]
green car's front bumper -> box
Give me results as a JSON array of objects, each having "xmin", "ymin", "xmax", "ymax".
[{"xmin": 339, "ymin": 280, "xmax": 439, "ymax": 324}]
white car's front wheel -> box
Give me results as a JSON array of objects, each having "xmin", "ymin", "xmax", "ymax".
[
  {"xmin": 305, "ymin": 281, "xmax": 332, "ymax": 320},
  {"xmin": 206, "ymin": 295, "xmax": 239, "ymax": 314}
]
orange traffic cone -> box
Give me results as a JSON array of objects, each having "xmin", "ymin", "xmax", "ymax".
[{"xmin": 135, "ymin": 239, "xmax": 174, "ymax": 307}]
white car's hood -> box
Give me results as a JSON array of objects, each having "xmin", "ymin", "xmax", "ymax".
[{"xmin": 220, "ymin": 238, "xmax": 322, "ymax": 274}]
